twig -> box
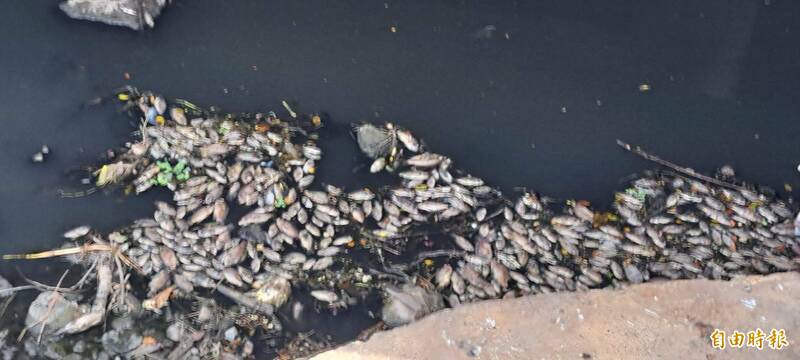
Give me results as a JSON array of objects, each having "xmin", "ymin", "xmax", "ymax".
[
  {"xmin": 0, "ymin": 294, "xmax": 14, "ymax": 320},
  {"xmin": 3, "ymin": 244, "xmax": 114, "ymax": 260},
  {"xmin": 92, "ymin": 257, "xmax": 113, "ymax": 313},
  {"xmin": 16, "ymin": 259, "xmax": 97, "ymax": 293},
  {"xmin": 73, "ymin": 258, "xmax": 99, "ymax": 290},
  {"xmin": 616, "ymin": 139, "xmax": 747, "ymax": 191},
  {"xmin": 17, "ymin": 269, "xmax": 70, "ymax": 342},
  {"xmin": 54, "ymin": 258, "xmax": 112, "ymax": 336},
  {"xmin": 37, "ymin": 269, "xmax": 71, "ymax": 343},
  {"xmin": 214, "ymin": 284, "xmax": 274, "ymax": 315},
  {"xmin": 0, "ymin": 285, "xmax": 37, "ymax": 297},
  {"xmin": 412, "ymin": 249, "xmax": 464, "ymax": 264},
  {"xmin": 384, "ymin": 249, "xmax": 465, "ymax": 275},
  {"xmin": 113, "ymin": 255, "xmax": 127, "ymax": 309},
  {"xmin": 4, "ymin": 243, "xmax": 143, "ymax": 275}
]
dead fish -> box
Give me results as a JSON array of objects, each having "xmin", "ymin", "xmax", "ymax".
[
  {"xmin": 573, "ymin": 203, "xmax": 595, "ymax": 223},
  {"xmin": 348, "ymin": 188, "xmax": 375, "ymax": 201},
  {"xmin": 302, "ymin": 144, "xmax": 322, "ymax": 160},
  {"xmin": 333, "ymin": 235, "xmax": 353, "ymax": 246},
  {"xmin": 406, "ymin": 153, "xmax": 443, "ymax": 168},
  {"xmin": 223, "ymin": 268, "xmax": 244, "ymax": 287},
  {"xmin": 435, "ymin": 264, "xmax": 453, "ymax": 288},
  {"xmin": 450, "ymin": 272, "xmax": 465, "ymax": 295},
  {"xmin": 398, "ymin": 170, "xmax": 429, "ymax": 181},
  {"xmin": 238, "ymin": 209, "xmax": 272, "ymax": 226},
  {"xmin": 205, "ymin": 168, "xmax": 228, "ymax": 184},
  {"xmin": 220, "ymin": 242, "xmax": 247, "ymax": 267},
  {"xmin": 312, "ymin": 256, "xmax": 335, "ymax": 270},
  {"xmin": 475, "ymin": 208, "xmax": 487, "ymax": 222},
  {"xmin": 551, "ymin": 215, "xmax": 582, "ymax": 227},
  {"xmin": 490, "ymin": 260, "xmax": 510, "ymax": 289},
  {"xmin": 417, "ymin": 201, "xmax": 448, "ymax": 213},
  {"xmin": 396, "ymin": 129, "xmax": 419, "ymax": 152},
  {"xmin": 370, "ymin": 157, "xmax": 386, "ymax": 173},
  {"xmin": 200, "ymin": 143, "xmax": 230, "ymax": 158},
  {"xmin": 698, "ymin": 205, "xmax": 733, "ymax": 226},
  {"xmin": 149, "ymin": 270, "xmax": 171, "ymax": 294},
  {"xmin": 159, "ymin": 247, "xmax": 178, "ymax": 271},
  {"xmin": 262, "ymin": 248, "xmax": 281, "ymax": 263},
  {"xmin": 155, "ymin": 201, "xmax": 177, "ymax": 217},
  {"xmin": 310, "ymin": 290, "xmax": 338, "ymax": 302},
  {"xmin": 64, "ymin": 225, "xmax": 91, "ymax": 239},
  {"xmin": 455, "ymin": 176, "xmax": 483, "ymax": 187},
  {"xmin": 451, "ymin": 234, "xmax": 474, "ymax": 252},
  {"xmin": 623, "ymin": 263, "xmax": 644, "ymax": 283},
  {"xmin": 297, "ymin": 175, "xmax": 315, "ymax": 189},
  {"xmin": 189, "ymin": 205, "xmax": 215, "ymax": 225},
  {"xmin": 237, "ymin": 152, "xmax": 262, "ymax": 163},
  {"xmin": 351, "ymin": 208, "xmax": 365, "ymax": 223},
  {"xmin": 213, "ymin": 199, "xmax": 228, "ymax": 223},
  {"xmin": 299, "ymin": 231, "xmax": 314, "ymax": 252},
  {"xmin": 317, "ymin": 246, "xmax": 340, "ymax": 257}
]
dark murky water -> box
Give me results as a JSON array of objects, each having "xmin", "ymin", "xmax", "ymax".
[{"xmin": 1, "ymin": 0, "xmax": 800, "ymax": 352}]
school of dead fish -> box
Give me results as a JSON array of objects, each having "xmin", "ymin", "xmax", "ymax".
[{"xmin": 21, "ymin": 88, "xmax": 800, "ymax": 357}]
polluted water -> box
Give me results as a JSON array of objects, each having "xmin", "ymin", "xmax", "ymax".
[{"xmin": 0, "ymin": 87, "xmax": 798, "ymax": 359}]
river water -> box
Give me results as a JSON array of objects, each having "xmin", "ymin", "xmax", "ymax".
[{"xmin": 1, "ymin": 0, "xmax": 799, "ymax": 352}]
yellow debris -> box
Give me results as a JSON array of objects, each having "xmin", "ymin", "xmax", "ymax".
[{"xmin": 311, "ymin": 115, "xmax": 322, "ymax": 127}]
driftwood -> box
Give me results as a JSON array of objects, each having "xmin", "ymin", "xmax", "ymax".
[{"xmin": 616, "ymin": 139, "xmax": 747, "ymax": 191}]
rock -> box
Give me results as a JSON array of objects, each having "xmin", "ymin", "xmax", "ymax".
[
  {"xmin": 59, "ymin": 0, "xmax": 168, "ymax": 31},
  {"xmin": 380, "ymin": 283, "xmax": 444, "ymax": 328},
  {"xmin": 223, "ymin": 327, "xmax": 238, "ymax": 342},
  {"xmin": 0, "ymin": 329, "xmax": 16, "ymax": 360},
  {"xmin": 101, "ymin": 329, "xmax": 142, "ymax": 354},
  {"xmin": 23, "ymin": 337, "xmax": 71, "ymax": 360},
  {"xmin": 242, "ymin": 338, "xmax": 254, "ymax": 356},
  {"xmin": 166, "ymin": 322, "xmax": 186, "ymax": 342},
  {"xmin": 71, "ymin": 340, "xmax": 85, "ymax": 354},
  {"xmin": 111, "ymin": 315, "xmax": 134, "ymax": 331},
  {"xmin": 25, "ymin": 292, "xmax": 82, "ymax": 336},
  {"xmin": 315, "ymin": 273, "xmax": 800, "ymax": 360}
]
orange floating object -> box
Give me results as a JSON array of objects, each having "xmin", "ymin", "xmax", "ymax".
[
  {"xmin": 311, "ymin": 115, "xmax": 322, "ymax": 127},
  {"xmin": 141, "ymin": 336, "xmax": 158, "ymax": 346}
]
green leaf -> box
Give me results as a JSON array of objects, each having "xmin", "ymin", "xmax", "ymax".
[
  {"xmin": 156, "ymin": 172, "xmax": 173, "ymax": 186},
  {"xmin": 174, "ymin": 160, "xmax": 187, "ymax": 173},
  {"xmin": 275, "ymin": 195, "xmax": 286, "ymax": 209},
  {"xmin": 157, "ymin": 161, "xmax": 172, "ymax": 172}
]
